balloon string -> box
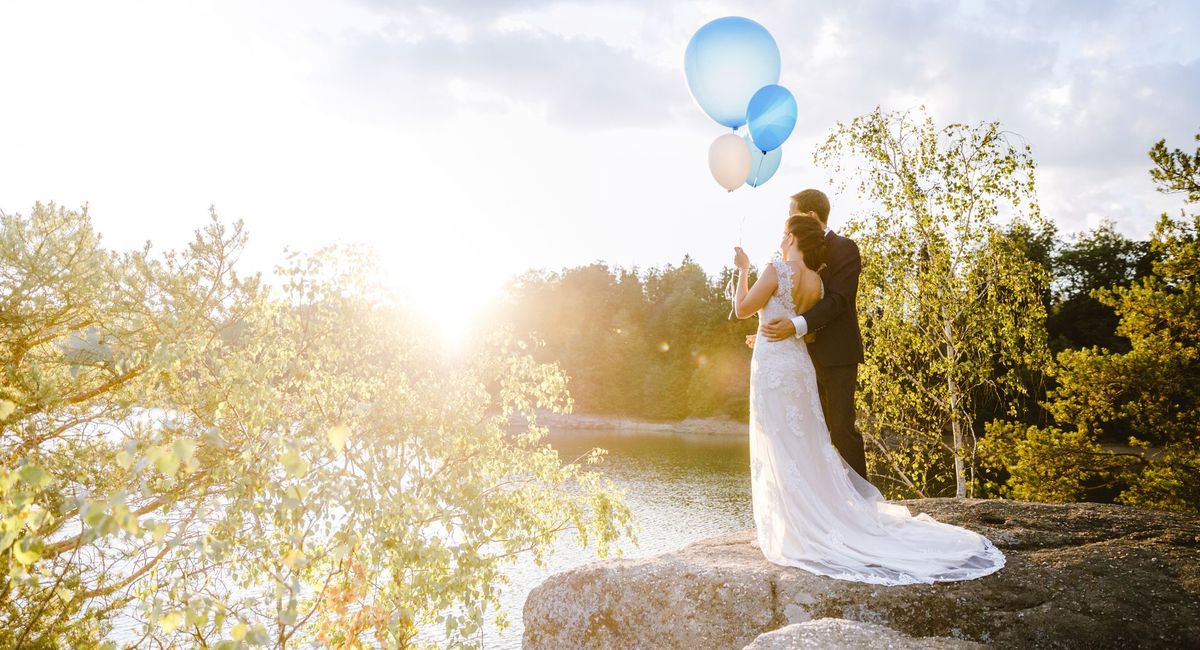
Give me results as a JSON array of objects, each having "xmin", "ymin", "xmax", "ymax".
[
  {"xmin": 754, "ymin": 154, "xmax": 765, "ymax": 187},
  {"xmin": 728, "ymin": 212, "xmax": 748, "ymax": 320},
  {"xmin": 725, "ymin": 241, "xmax": 746, "ymax": 318}
]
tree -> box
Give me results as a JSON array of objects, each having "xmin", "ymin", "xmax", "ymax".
[
  {"xmin": 642, "ymin": 257, "xmax": 727, "ymax": 420},
  {"xmin": 1048, "ymin": 221, "xmax": 1153, "ymax": 354},
  {"xmin": 0, "ymin": 203, "xmax": 634, "ymax": 648},
  {"xmin": 982, "ymin": 213, "xmax": 1199, "ymax": 511},
  {"xmin": 814, "ymin": 107, "xmax": 1052, "ymax": 498},
  {"xmin": 498, "ymin": 258, "xmax": 756, "ymax": 423},
  {"xmin": 969, "ymin": 221, "xmax": 1058, "ymax": 433},
  {"xmin": 981, "ymin": 130, "xmax": 1200, "ymax": 513},
  {"xmin": 1149, "ymin": 130, "xmax": 1200, "ymax": 203}
]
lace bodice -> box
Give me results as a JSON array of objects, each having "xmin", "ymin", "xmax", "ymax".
[{"xmin": 761, "ymin": 259, "xmax": 798, "ymax": 324}]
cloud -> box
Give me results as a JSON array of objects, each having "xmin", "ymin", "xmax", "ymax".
[
  {"xmin": 711, "ymin": 0, "xmax": 1198, "ymax": 235},
  {"xmin": 755, "ymin": 0, "xmax": 1198, "ymax": 167},
  {"xmin": 354, "ymin": 0, "xmax": 564, "ymax": 18},
  {"xmin": 315, "ymin": 0, "xmax": 1198, "ymax": 239},
  {"xmin": 330, "ymin": 1, "xmax": 1197, "ymax": 151},
  {"xmin": 327, "ymin": 3, "xmax": 689, "ymax": 129}
]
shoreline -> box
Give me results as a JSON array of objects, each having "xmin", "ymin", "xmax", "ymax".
[{"xmin": 507, "ymin": 411, "xmax": 749, "ymax": 436}]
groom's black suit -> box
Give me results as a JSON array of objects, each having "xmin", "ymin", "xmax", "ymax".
[{"xmin": 801, "ymin": 229, "xmax": 868, "ymax": 480}]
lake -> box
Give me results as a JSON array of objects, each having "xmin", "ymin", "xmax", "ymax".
[{"xmin": 428, "ymin": 427, "xmax": 754, "ymax": 649}]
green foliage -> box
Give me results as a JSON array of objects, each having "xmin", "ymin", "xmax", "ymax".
[
  {"xmin": 975, "ymin": 220, "xmax": 1158, "ymax": 438},
  {"xmin": 1045, "ymin": 211, "xmax": 1200, "ymax": 512},
  {"xmin": 0, "ymin": 203, "xmax": 634, "ymax": 648},
  {"xmin": 982, "ymin": 213, "xmax": 1199, "ymax": 511},
  {"xmin": 1047, "ymin": 221, "xmax": 1154, "ymax": 353},
  {"xmin": 977, "ymin": 421, "xmax": 1125, "ymax": 502},
  {"xmin": 814, "ymin": 107, "xmax": 1052, "ymax": 498},
  {"xmin": 982, "ymin": 130, "xmax": 1200, "ymax": 513},
  {"xmin": 1149, "ymin": 130, "xmax": 1200, "ymax": 203},
  {"xmin": 499, "ymin": 259, "xmax": 756, "ymax": 422}
]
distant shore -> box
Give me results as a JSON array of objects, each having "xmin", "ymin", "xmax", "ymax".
[{"xmin": 507, "ymin": 411, "xmax": 748, "ymax": 436}]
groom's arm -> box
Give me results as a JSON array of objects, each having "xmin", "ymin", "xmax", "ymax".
[{"xmin": 793, "ymin": 239, "xmax": 860, "ymax": 336}]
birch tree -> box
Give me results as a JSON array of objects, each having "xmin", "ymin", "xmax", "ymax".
[{"xmin": 814, "ymin": 108, "xmax": 1051, "ymax": 498}]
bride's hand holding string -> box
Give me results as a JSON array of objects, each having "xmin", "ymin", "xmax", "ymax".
[{"xmin": 733, "ymin": 246, "xmax": 750, "ymax": 271}]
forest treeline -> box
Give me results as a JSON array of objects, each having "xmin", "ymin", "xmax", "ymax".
[
  {"xmin": 495, "ymin": 220, "xmax": 1151, "ymax": 429},
  {"xmin": 497, "ymin": 115, "xmax": 1198, "ymax": 510}
]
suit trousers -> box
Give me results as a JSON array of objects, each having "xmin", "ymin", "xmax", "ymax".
[{"xmin": 812, "ymin": 362, "xmax": 868, "ymax": 480}]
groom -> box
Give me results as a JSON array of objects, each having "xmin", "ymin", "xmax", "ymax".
[{"xmin": 761, "ymin": 189, "xmax": 869, "ymax": 481}]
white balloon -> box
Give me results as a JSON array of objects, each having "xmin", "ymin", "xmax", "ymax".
[{"xmin": 709, "ymin": 132, "xmax": 752, "ymax": 192}]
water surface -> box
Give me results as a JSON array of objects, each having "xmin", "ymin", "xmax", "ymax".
[{"xmin": 466, "ymin": 427, "xmax": 754, "ymax": 649}]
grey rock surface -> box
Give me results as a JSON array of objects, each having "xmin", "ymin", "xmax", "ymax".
[
  {"xmin": 742, "ymin": 618, "xmax": 985, "ymax": 649},
  {"xmin": 522, "ymin": 499, "xmax": 1200, "ymax": 649}
]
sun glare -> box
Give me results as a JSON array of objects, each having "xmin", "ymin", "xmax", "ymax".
[{"xmin": 387, "ymin": 254, "xmax": 507, "ymax": 351}]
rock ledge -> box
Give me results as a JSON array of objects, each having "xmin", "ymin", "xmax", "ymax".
[
  {"xmin": 744, "ymin": 618, "xmax": 984, "ymax": 649},
  {"xmin": 522, "ymin": 499, "xmax": 1200, "ymax": 649}
]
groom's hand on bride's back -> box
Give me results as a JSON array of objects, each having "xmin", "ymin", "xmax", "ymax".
[{"xmin": 762, "ymin": 318, "xmax": 797, "ymax": 341}]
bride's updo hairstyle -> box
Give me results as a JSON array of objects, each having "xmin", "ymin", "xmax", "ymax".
[{"xmin": 786, "ymin": 213, "xmax": 828, "ymax": 272}]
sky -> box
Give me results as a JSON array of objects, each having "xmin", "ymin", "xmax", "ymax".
[{"xmin": 2, "ymin": 0, "xmax": 1198, "ymax": 338}]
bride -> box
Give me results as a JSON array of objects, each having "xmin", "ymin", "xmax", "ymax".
[{"xmin": 730, "ymin": 213, "xmax": 1005, "ymax": 585}]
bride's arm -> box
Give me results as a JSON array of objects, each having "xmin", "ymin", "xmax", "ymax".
[{"xmin": 733, "ymin": 263, "xmax": 777, "ymax": 319}]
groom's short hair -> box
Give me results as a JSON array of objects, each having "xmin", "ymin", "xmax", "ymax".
[{"xmin": 790, "ymin": 189, "xmax": 830, "ymax": 224}]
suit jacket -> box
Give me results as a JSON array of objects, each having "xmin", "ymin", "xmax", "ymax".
[{"xmin": 803, "ymin": 230, "xmax": 865, "ymax": 367}]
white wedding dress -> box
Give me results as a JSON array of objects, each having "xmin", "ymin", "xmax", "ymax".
[{"xmin": 749, "ymin": 259, "xmax": 1005, "ymax": 585}]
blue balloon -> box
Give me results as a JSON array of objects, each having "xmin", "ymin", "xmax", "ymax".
[
  {"xmin": 747, "ymin": 84, "xmax": 797, "ymax": 153},
  {"xmin": 684, "ymin": 17, "xmax": 781, "ymax": 129},
  {"xmin": 744, "ymin": 133, "xmax": 781, "ymax": 187}
]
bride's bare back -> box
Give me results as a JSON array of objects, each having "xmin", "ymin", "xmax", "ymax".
[{"xmin": 787, "ymin": 261, "xmax": 822, "ymax": 314}]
